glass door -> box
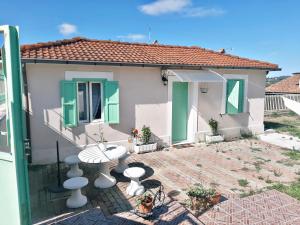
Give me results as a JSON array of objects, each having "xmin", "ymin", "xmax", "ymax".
[{"xmin": 0, "ymin": 25, "xmax": 31, "ymax": 225}]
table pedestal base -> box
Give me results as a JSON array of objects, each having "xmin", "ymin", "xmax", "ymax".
[
  {"xmin": 94, "ymin": 162, "xmax": 116, "ymax": 188},
  {"xmin": 67, "ymin": 189, "xmax": 87, "ymax": 208}
]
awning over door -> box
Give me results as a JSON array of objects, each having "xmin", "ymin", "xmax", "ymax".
[{"xmin": 165, "ymin": 69, "xmax": 225, "ymax": 82}]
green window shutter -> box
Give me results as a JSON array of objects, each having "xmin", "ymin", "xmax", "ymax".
[
  {"xmin": 60, "ymin": 80, "xmax": 78, "ymax": 127},
  {"xmin": 104, "ymin": 81, "xmax": 120, "ymax": 124},
  {"xmin": 238, "ymin": 80, "xmax": 245, "ymax": 113},
  {"xmin": 226, "ymin": 79, "xmax": 245, "ymax": 114}
]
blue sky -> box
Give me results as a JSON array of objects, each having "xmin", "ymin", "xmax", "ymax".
[{"xmin": 1, "ymin": 0, "xmax": 299, "ymax": 77}]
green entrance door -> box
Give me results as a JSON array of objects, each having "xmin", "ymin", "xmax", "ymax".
[
  {"xmin": 0, "ymin": 26, "xmax": 31, "ymax": 225},
  {"xmin": 172, "ymin": 82, "xmax": 188, "ymax": 143}
]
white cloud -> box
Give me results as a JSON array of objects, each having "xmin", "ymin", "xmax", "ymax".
[
  {"xmin": 139, "ymin": 0, "xmax": 190, "ymax": 16},
  {"xmin": 117, "ymin": 34, "xmax": 146, "ymax": 42},
  {"xmin": 58, "ymin": 23, "xmax": 77, "ymax": 36},
  {"xmin": 139, "ymin": 0, "xmax": 225, "ymax": 18},
  {"xmin": 184, "ymin": 7, "xmax": 225, "ymax": 17}
]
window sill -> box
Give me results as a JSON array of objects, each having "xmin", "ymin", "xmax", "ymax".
[
  {"xmin": 221, "ymin": 112, "xmax": 249, "ymax": 116},
  {"xmin": 78, "ymin": 120, "xmax": 104, "ymax": 125}
]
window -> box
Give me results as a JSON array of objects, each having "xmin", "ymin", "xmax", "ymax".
[
  {"xmin": 77, "ymin": 82, "xmax": 103, "ymax": 123},
  {"xmin": 77, "ymin": 82, "xmax": 88, "ymax": 122},
  {"xmin": 226, "ymin": 79, "xmax": 245, "ymax": 114},
  {"xmin": 61, "ymin": 79, "xmax": 119, "ymax": 127},
  {"xmin": 90, "ymin": 82, "xmax": 102, "ymax": 120}
]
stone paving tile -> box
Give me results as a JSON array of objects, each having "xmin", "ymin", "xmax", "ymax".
[
  {"xmin": 198, "ymin": 190, "xmax": 300, "ymax": 225},
  {"xmin": 30, "ymin": 140, "xmax": 300, "ymax": 224}
]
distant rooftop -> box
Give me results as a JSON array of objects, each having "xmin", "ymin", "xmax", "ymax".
[{"xmin": 266, "ymin": 74, "xmax": 300, "ymax": 93}]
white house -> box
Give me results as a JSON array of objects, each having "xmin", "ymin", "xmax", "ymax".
[{"xmin": 5, "ymin": 37, "xmax": 279, "ymax": 164}]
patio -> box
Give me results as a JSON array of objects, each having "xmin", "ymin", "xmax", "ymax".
[{"xmin": 29, "ymin": 138, "xmax": 300, "ymax": 224}]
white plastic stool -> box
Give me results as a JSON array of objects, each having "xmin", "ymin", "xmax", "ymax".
[
  {"xmin": 63, "ymin": 177, "xmax": 88, "ymax": 208},
  {"xmin": 114, "ymin": 152, "xmax": 129, "ymax": 173},
  {"xmin": 64, "ymin": 155, "xmax": 83, "ymax": 178},
  {"xmin": 123, "ymin": 167, "xmax": 145, "ymax": 196}
]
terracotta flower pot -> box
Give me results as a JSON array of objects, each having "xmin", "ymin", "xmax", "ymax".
[
  {"xmin": 138, "ymin": 196, "xmax": 153, "ymax": 214},
  {"xmin": 210, "ymin": 193, "xmax": 221, "ymax": 205}
]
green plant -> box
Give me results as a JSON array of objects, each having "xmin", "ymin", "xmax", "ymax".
[
  {"xmin": 238, "ymin": 179, "xmax": 249, "ymax": 187},
  {"xmin": 265, "ymin": 178, "xmax": 273, "ymax": 184},
  {"xmin": 273, "ymin": 169, "xmax": 282, "ymax": 177},
  {"xmin": 208, "ymin": 118, "xmax": 218, "ymax": 136},
  {"xmin": 136, "ymin": 192, "xmax": 153, "ymax": 206},
  {"xmin": 253, "ymin": 161, "xmax": 263, "ymax": 172},
  {"xmin": 240, "ymin": 189, "xmax": 263, "ymax": 198},
  {"xmin": 271, "ymin": 112, "xmax": 280, "ymax": 117},
  {"xmin": 241, "ymin": 167, "xmax": 250, "ymax": 171},
  {"xmin": 268, "ymin": 181, "xmax": 300, "ymax": 201},
  {"xmin": 240, "ymin": 130, "xmax": 254, "ymax": 139},
  {"xmin": 187, "ymin": 185, "xmax": 216, "ymax": 199},
  {"xmin": 141, "ymin": 125, "xmax": 152, "ymax": 144},
  {"xmin": 258, "ymin": 176, "xmax": 264, "ymax": 180},
  {"xmin": 282, "ymin": 149, "xmax": 300, "ymax": 161}
]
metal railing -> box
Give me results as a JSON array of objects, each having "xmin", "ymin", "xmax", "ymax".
[{"xmin": 265, "ymin": 94, "xmax": 300, "ymax": 112}]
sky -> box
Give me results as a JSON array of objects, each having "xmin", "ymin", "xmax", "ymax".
[{"xmin": 1, "ymin": 0, "xmax": 299, "ymax": 77}]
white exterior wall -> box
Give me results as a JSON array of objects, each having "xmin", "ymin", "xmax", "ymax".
[
  {"xmin": 26, "ymin": 63, "xmax": 267, "ymax": 164},
  {"xmin": 197, "ymin": 69, "xmax": 267, "ymax": 141},
  {"xmin": 26, "ymin": 63, "xmax": 168, "ymax": 164}
]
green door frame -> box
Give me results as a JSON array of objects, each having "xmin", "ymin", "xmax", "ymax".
[
  {"xmin": 172, "ymin": 81, "xmax": 188, "ymax": 143},
  {"xmin": 0, "ymin": 25, "xmax": 31, "ymax": 225}
]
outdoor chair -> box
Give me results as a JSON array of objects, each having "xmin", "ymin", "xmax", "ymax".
[
  {"xmin": 123, "ymin": 167, "xmax": 145, "ymax": 196},
  {"xmin": 64, "ymin": 155, "xmax": 83, "ymax": 178},
  {"xmin": 63, "ymin": 177, "xmax": 88, "ymax": 208}
]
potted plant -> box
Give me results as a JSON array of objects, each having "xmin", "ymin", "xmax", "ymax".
[
  {"xmin": 134, "ymin": 126, "xmax": 157, "ymax": 153},
  {"xmin": 205, "ymin": 118, "xmax": 224, "ymax": 144},
  {"xmin": 210, "ymin": 191, "xmax": 221, "ymax": 205},
  {"xmin": 136, "ymin": 192, "xmax": 154, "ymax": 214},
  {"xmin": 186, "ymin": 185, "xmax": 221, "ymax": 210}
]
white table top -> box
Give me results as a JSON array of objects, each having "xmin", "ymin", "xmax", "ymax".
[{"xmin": 78, "ymin": 144, "xmax": 127, "ymax": 163}]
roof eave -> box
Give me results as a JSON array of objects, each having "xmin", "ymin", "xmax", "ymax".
[{"xmin": 21, "ymin": 58, "xmax": 280, "ymax": 71}]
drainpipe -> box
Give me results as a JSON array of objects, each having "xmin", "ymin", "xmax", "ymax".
[{"xmin": 22, "ymin": 63, "xmax": 32, "ymax": 163}]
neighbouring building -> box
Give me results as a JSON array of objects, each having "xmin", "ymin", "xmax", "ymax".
[{"xmin": 266, "ymin": 72, "xmax": 300, "ymax": 94}]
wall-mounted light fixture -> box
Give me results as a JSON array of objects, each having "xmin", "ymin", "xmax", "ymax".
[
  {"xmin": 199, "ymin": 83, "xmax": 208, "ymax": 93},
  {"xmin": 200, "ymin": 87, "xmax": 208, "ymax": 93},
  {"xmin": 161, "ymin": 73, "xmax": 168, "ymax": 86}
]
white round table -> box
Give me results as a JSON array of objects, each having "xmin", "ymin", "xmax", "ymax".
[{"xmin": 78, "ymin": 144, "xmax": 127, "ymax": 189}]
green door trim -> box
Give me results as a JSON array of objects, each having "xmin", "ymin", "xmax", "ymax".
[{"xmin": 172, "ymin": 82, "xmax": 188, "ymax": 143}]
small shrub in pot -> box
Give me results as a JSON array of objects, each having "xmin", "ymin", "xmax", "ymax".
[
  {"xmin": 136, "ymin": 192, "xmax": 154, "ymax": 214},
  {"xmin": 208, "ymin": 118, "xmax": 218, "ymax": 136}
]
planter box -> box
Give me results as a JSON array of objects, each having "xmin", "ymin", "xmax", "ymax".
[
  {"xmin": 134, "ymin": 143, "xmax": 157, "ymax": 154},
  {"xmin": 205, "ymin": 135, "xmax": 224, "ymax": 144}
]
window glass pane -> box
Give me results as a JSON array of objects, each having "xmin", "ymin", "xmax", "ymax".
[
  {"xmin": 78, "ymin": 83, "xmax": 88, "ymax": 121},
  {"xmin": 91, "ymin": 83, "xmax": 102, "ymax": 120},
  {"xmin": 0, "ymin": 75, "xmax": 10, "ymax": 152}
]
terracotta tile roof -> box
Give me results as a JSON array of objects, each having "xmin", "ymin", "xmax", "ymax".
[
  {"xmin": 266, "ymin": 74, "xmax": 300, "ymax": 93},
  {"xmin": 20, "ymin": 37, "xmax": 279, "ymax": 70}
]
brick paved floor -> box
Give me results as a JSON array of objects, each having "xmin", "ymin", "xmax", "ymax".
[
  {"xmin": 30, "ymin": 139, "xmax": 300, "ymax": 224},
  {"xmin": 198, "ymin": 190, "xmax": 300, "ymax": 225}
]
